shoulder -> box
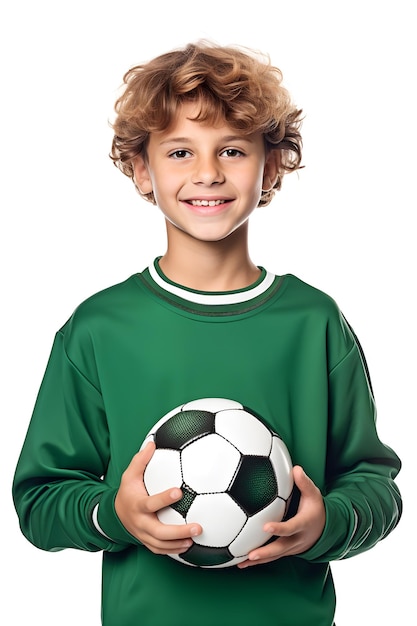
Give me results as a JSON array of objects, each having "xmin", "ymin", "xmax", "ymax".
[
  {"xmin": 280, "ymin": 274, "xmax": 356, "ymax": 361},
  {"xmin": 59, "ymin": 275, "xmax": 140, "ymax": 339},
  {"xmin": 281, "ymin": 274, "xmax": 342, "ymax": 318}
]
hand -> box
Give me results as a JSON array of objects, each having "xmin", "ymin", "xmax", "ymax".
[
  {"xmin": 115, "ymin": 442, "xmax": 202, "ymax": 554},
  {"xmin": 237, "ymin": 465, "xmax": 325, "ymax": 568}
]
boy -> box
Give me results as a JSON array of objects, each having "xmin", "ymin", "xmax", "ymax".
[{"xmin": 13, "ymin": 42, "xmax": 402, "ymax": 626}]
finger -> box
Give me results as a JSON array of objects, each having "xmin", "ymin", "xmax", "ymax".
[
  {"xmin": 126, "ymin": 442, "xmax": 156, "ymax": 478},
  {"xmin": 143, "ymin": 486, "xmax": 185, "ymax": 514},
  {"xmin": 140, "ymin": 532, "xmax": 196, "ymax": 555},
  {"xmin": 239, "ymin": 536, "xmax": 304, "ymax": 567},
  {"xmin": 262, "ymin": 469, "xmax": 319, "ymax": 537},
  {"xmin": 147, "ymin": 520, "xmax": 202, "ymax": 543},
  {"xmin": 139, "ymin": 518, "xmax": 202, "ymax": 555},
  {"xmin": 263, "ymin": 517, "xmax": 300, "ymax": 537}
]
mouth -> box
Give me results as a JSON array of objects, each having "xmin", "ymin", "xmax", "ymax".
[{"xmin": 186, "ymin": 199, "xmax": 228, "ymax": 207}]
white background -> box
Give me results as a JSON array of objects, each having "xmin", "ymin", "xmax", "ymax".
[{"xmin": 1, "ymin": 1, "xmax": 414, "ymax": 623}]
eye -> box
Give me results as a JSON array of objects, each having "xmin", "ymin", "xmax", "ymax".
[
  {"xmin": 169, "ymin": 149, "xmax": 191, "ymax": 159},
  {"xmin": 220, "ymin": 148, "xmax": 245, "ymax": 158}
]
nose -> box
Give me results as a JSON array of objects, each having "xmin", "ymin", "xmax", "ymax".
[{"xmin": 191, "ymin": 155, "xmax": 225, "ymax": 186}]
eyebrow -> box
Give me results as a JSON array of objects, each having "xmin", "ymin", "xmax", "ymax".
[{"xmin": 159, "ymin": 135, "xmax": 254, "ymax": 146}]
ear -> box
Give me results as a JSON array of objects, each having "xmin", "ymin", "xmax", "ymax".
[
  {"xmin": 133, "ymin": 155, "xmax": 153, "ymax": 195},
  {"xmin": 262, "ymin": 150, "xmax": 280, "ymax": 191}
]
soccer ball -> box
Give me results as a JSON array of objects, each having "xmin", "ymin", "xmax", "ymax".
[{"xmin": 141, "ymin": 398, "xmax": 293, "ymax": 568}]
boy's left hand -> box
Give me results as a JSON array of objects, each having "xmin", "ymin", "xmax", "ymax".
[{"xmin": 237, "ymin": 465, "xmax": 325, "ymax": 568}]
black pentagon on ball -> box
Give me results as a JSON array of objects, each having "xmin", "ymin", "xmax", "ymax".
[
  {"xmin": 154, "ymin": 410, "xmax": 215, "ymax": 450},
  {"xmin": 229, "ymin": 456, "xmax": 278, "ymax": 516},
  {"xmin": 180, "ymin": 542, "xmax": 234, "ymax": 567},
  {"xmin": 171, "ymin": 483, "xmax": 196, "ymax": 519}
]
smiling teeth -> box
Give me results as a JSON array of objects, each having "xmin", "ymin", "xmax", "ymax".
[{"xmin": 189, "ymin": 199, "xmax": 226, "ymax": 207}]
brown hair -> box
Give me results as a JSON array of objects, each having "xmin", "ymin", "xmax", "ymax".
[{"xmin": 110, "ymin": 41, "xmax": 303, "ymax": 206}]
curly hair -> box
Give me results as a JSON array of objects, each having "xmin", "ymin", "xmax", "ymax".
[{"xmin": 110, "ymin": 41, "xmax": 303, "ymax": 206}]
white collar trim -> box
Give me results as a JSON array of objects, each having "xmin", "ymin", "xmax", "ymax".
[{"xmin": 148, "ymin": 262, "xmax": 275, "ymax": 305}]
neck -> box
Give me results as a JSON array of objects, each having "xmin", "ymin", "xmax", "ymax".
[{"xmin": 159, "ymin": 222, "xmax": 260, "ymax": 291}]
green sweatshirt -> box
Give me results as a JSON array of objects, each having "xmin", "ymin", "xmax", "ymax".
[{"xmin": 13, "ymin": 259, "xmax": 402, "ymax": 626}]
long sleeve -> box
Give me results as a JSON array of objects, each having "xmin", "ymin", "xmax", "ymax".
[
  {"xmin": 300, "ymin": 324, "xmax": 402, "ymax": 563},
  {"xmin": 12, "ymin": 329, "xmax": 133, "ymax": 553}
]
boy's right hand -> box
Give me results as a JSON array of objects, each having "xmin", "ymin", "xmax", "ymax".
[{"xmin": 114, "ymin": 442, "xmax": 202, "ymax": 554}]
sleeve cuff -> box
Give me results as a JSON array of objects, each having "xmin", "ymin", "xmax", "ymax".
[
  {"xmin": 298, "ymin": 494, "xmax": 356, "ymax": 562},
  {"xmin": 94, "ymin": 489, "xmax": 142, "ymax": 547}
]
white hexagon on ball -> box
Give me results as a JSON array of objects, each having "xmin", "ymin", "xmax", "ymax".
[
  {"xmin": 157, "ymin": 506, "xmax": 185, "ymax": 526},
  {"xmin": 215, "ymin": 409, "xmax": 272, "ymax": 455},
  {"xmin": 187, "ymin": 493, "xmax": 247, "ymax": 546},
  {"xmin": 270, "ymin": 436, "xmax": 294, "ymax": 500},
  {"xmin": 229, "ymin": 497, "xmax": 287, "ymax": 557},
  {"xmin": 183, "ymin": 398, "xmax": 243, "ymax": 413},
  {"xmin": 144, "ymin": 449, "xmax": 182, "ymax": 493},
  {"xmin": 181, "ymin": 433, "xmax": 240, "ymax": 492}
]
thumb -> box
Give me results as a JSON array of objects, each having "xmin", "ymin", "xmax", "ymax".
[
  {"xmin": 292, "ymin": 465, "xmax": 316, "ymax": 496},
  {"xmin": 126, "ymin": 441, "xmax": 156, "ymax": 478}
]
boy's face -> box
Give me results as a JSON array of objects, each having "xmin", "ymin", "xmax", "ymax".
[{"xmin": 134, "ymin": 102, "xmax": 277, "ymax": 244}]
